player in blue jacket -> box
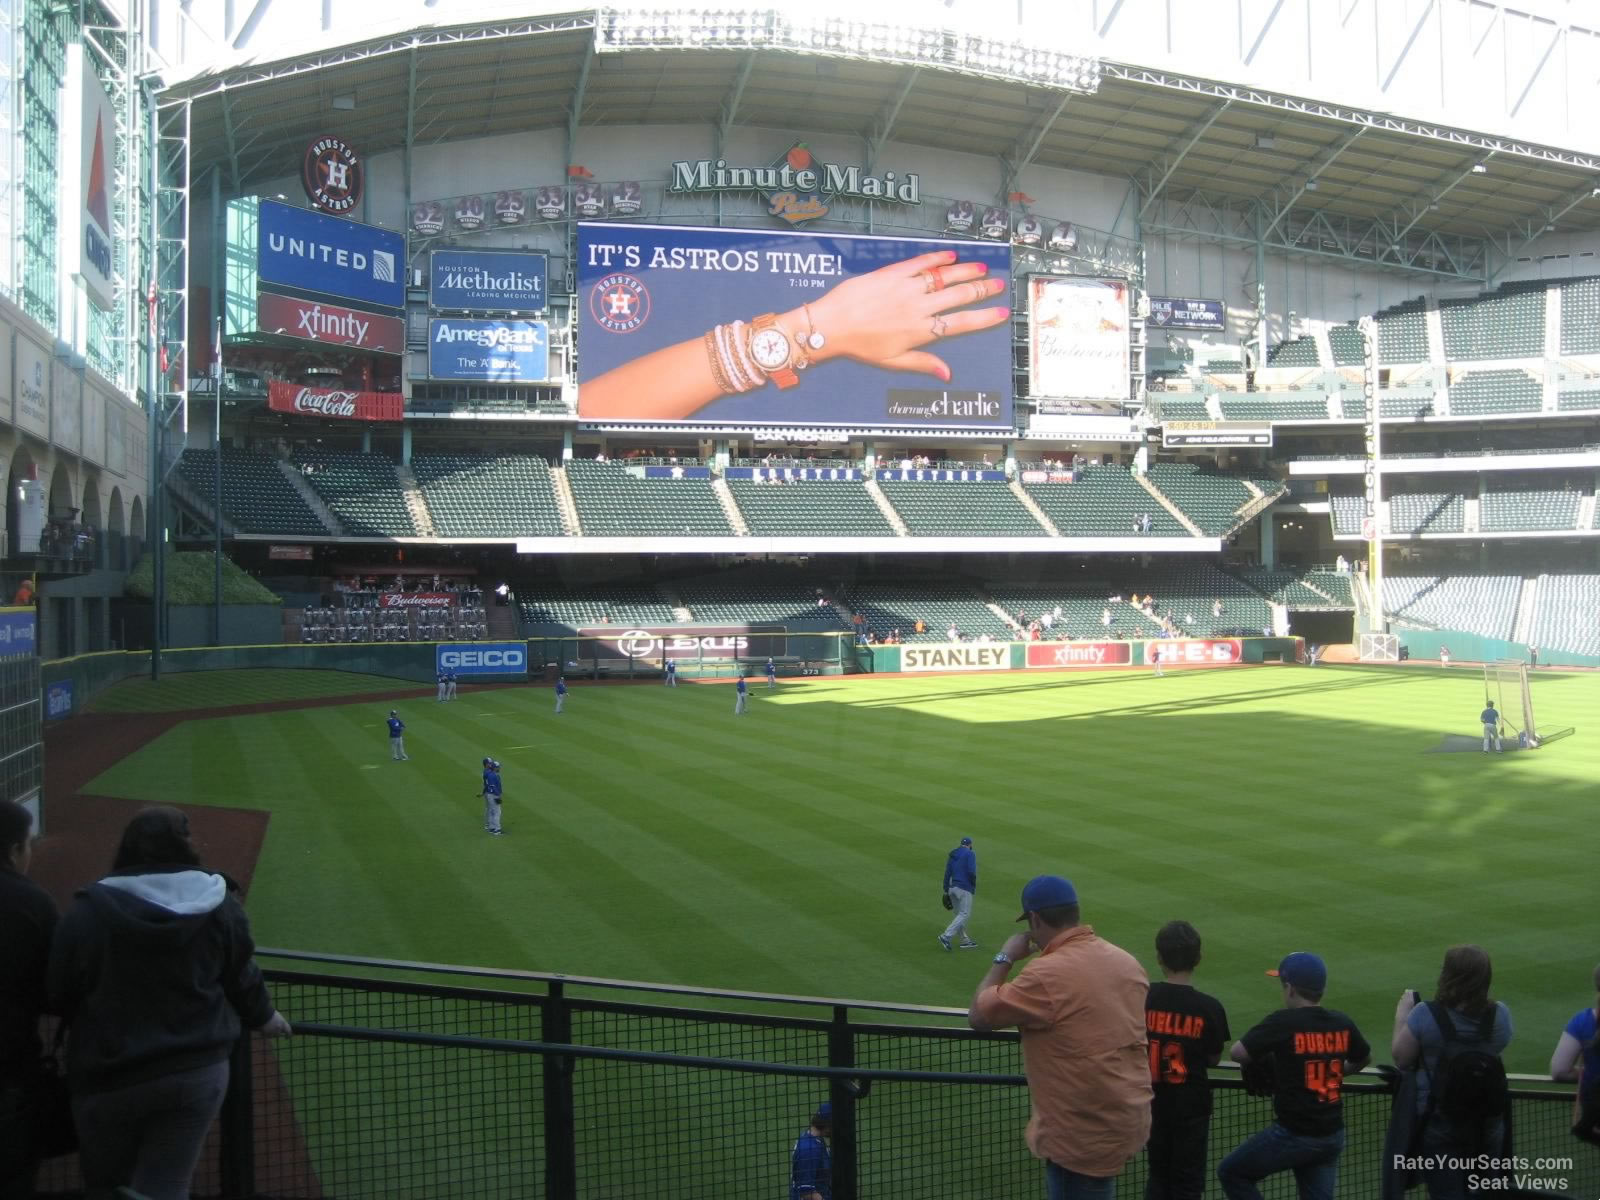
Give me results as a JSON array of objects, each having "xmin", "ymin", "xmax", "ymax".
[
  {"xmin": 482, "ymin": 757, "xmax": 503, "ymax": 835},
  {"xmin": 446, "ymin": 669, "xmax": 458, "ymax": 701},
  {"xmin": 766, "ymin": 657, "xmax": 777, "ymax": 688},
  {"xmin": 734, "ymin": 674, "xmax": 749, "ymax": 715},
  {"xmin": 555, "ymin": 676, "xmax": 567, "ymax": 714},
  {"xmin": 938, "ymin": 836, "xmax": 979, "ymax": 951},
  {"xmin": 665, "ymin": 659, "xmax": 677, "ymax": 687},
  {"xmin": 436, "ymin": 669, "xmax": 448, "ymax": 702},
  {"xmin": 790, "ymin": 1101, "xmax": 832, "ymax": 1200},
  {"xmin": 387, "ymin": 710, "xmax": 408, "ymax": 761},
  {"xmin": 1480, "ymin": 700, "xmax": 1502, "ymax": 752}
]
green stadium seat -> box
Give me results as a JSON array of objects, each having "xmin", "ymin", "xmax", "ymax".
[
  {"xmin": 1479, "ymin": 481, "xmax": 1581, "ymax": 532},
  {"xmin": 1383, "ymin": 573, "xmax": 1518, "ymax": 639},
  {"xmin": 727, "ymin": 480, "xmax": 893, "ymax": 537},
  {"xmin": 292, "ymin": 450, "xmax": 417, "ymax": 537},
  {"xmin": 1559, "ymin": 277, "xmax": 1600, "ymax": 355},
  {"xmin": 1023, "ymin": 466, "xmax": 1187, "ymax": 537},
  {"xmin": 565, "ymin": 460, "xmax": 732, "ymax": 537},
  {"xmin": 177, "ymin": 448, "xmax": 328, "ymax": 537},
  {"xmin": 412, "ymin": 454, "xmax": 564, "ymax": 538},
  {"xmin": 1328, "ymin": 325, "xmax": 1365, "ymax": 366},
  {"xmin": 1440, "ymin": 286, "xmax": 1545, "ymax": 361},
  {"xmin": 1447, "ymin": 370, "xmax": 1540, "ymax": 417},
  {"xmin": 877, "ymin": 481, "xmax": 1045, "ymax": 537},
  {"xmin": 1266, "ymin": 337, "xmax": 1321, "ymax": 367}
]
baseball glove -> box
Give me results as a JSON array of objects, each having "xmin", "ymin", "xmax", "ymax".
[{"xmin": 941, "ymin": 892, "xmax": 953, "ymax": 911}]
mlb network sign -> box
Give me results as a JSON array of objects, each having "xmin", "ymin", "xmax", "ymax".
[
  {"xmin": 437, "ymin": 642, "xmax": 528, "ymax": 676},
  {"xmin": 257, "ymin": 199, "xmax": 405, "ymax": 310},
  {"xmin": 429, "ymin": 249, "xmax": 548, "ymax": 312}
]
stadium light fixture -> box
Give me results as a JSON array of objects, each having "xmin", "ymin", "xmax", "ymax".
[
  {"xmin": 1304, "ymin": 178, "xmax": 1318, "ymax": 191},
  {"xmin": 596, "ymin": 7, "xmax": 1102, "ymax": 92},
  {"xmin": 1471, "ymin": 161, "xmax": 1488, "ymax": 174}
]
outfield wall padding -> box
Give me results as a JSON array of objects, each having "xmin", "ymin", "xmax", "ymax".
[{"xmin": 1391, "ymin": 626, "xmax": 1600, "ymax": 668}]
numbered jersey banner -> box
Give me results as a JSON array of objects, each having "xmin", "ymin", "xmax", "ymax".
[
  {"xmin": 576, "ymin": 223, "xmax": 1012, "ymax": 428},
  {"xmin": 1028, "ymin": 276, "xmax": 1129, "ymax": 401}
]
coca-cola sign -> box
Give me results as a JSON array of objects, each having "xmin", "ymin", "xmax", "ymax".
[
  {"xmin": 268, "ymin": 380, "xmax": 404, "ymax": 422},
  {"xmin": 380, "ymin": 592, "xmax": 456, "ymax": 609}
]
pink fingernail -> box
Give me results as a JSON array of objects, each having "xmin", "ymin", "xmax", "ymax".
[
  {"xmin": 939, "ymin": 365, "xmax": 952, "ymax": 382},
  {"xmin": 976, "ymin": 263, "xmax": 989, "ymax": 275},
  {"xmin": 944, "ymin": 250, "xmax": 958, "ymax": 262}
]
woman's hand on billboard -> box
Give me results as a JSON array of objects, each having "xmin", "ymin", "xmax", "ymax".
[{"xmin": 789, "ymin": 249, "xmax": 1010, "ymax": 382}]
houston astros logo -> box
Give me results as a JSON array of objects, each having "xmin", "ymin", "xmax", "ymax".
[
  {"xmin": 590, "ymin": 273, "xmax": 651, "ymax": 333},
  {"xmin": 302, "ymin": 135, "xmax": 363, "ymax": 214}
]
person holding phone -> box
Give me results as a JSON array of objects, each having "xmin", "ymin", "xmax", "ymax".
[{"xmin": 1551, "ymin": 963, "xmax": 1600, "ymax": 1147}]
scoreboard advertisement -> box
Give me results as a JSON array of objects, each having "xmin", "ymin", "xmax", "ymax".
[{"xmin": 576, "ymin": 223, "xmax": 1012, "ymax": 428}]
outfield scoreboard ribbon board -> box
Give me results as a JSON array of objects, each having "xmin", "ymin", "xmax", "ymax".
[{"xmin": 576, "ymin": 223, "xmax": 1012, "ymax": 428}]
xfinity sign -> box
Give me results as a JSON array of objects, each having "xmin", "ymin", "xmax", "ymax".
[{"xmin": 437, "ymin": 642, "xmax": 528, "ymax": 675}]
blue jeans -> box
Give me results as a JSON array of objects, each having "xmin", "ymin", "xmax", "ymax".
[
  {"xmin": 1217, "ymin": 1123, "xmax": 1344, "ymax": 1200},
  {"xmin": 1046, "ymin": 1160, "xmax": 1117, "ymax": 1200}
]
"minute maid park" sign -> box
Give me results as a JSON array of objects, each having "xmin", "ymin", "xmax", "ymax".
[{"xmin": 669, "ymin": 143, "xmax": 921, "ymax": 224}]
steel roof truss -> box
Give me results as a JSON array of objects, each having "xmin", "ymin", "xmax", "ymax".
[{"xmin": 1139, "ymin": 99, "xmax": 1230, "ymax": 218}]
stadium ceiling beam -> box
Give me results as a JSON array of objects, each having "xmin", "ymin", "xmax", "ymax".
[
  {"xmin": 1139, "ymin": 99, "xmax": 1230, "ymax": 219},
  {"xmin": 158, "ymin": 14, "xmax": 597, "ymax": 102},
  {"xmin": 567, "ymin": 34, "xmax": 594, "ymax": 169},
  {"xmin": 1144, "ymin": 187, "xmax": 1488, "ymax": 282},
  {"xmin": 1099, "ymin": 61, "xmax": 1600, "ymax": 174},
  {"xmin": 865, "ymin": 68, "xmax": 918, "ymax": 174},
  {"xmin": 715, "ymin": 52, "xmax": 757, "ymax": 158},
  {"xmin": 220, "ymin": 87, "xmax": 241, "ymax": 196},
  {"xmin": 1261, "ymin": 126, "xmax": 1366, "ymax": 240},
  {"xmin": 1001, "ymin": 92, "xmax": 1070, "ymax": 200},
  {"xmin": 1385, "ymin": 155, "xmax": 1491, "ymax": 245},
  {"xmin": 1487, "ymin": 177, "xmax": 1600, "ymax": 283}
]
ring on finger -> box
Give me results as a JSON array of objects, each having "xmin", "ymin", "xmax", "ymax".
[
  {"xmin": 930, "ymin": 315, "xmax": 948, "ymax": 339},
  {"xmin": 920, "ymin": 268, "xmax": 945, "ymax": 295}
]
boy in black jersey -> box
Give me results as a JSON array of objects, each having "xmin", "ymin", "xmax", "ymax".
[
  {"xmin": 1145, "ymin": 921, "xmax": 1230, "ymax": 1200},
  {"xmin": 1219, "ymin": 952, "xmax": 1371, "ymax": 1200}
]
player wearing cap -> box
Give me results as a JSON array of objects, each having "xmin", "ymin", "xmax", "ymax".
[
  {"xmin": 446, "ymin": 669, "xmax": 458, "ymax": 701},
  {"xmin": 938, "ymin": 837, "xmax": 979, "ymax": 951},
  {"xmin": 386, "ymin": 710, "xmax": 407, "ymax": 761},
  {"xmin": 436, "ymin": 668, "xmax": 448, "ymax": 703},
  {"xmin": 555, "ymin": 676, "xmax": 567, "ymax": 714},
  {"xmin": 1145, "ymin": 921, "xmax": 1230, "ymax": 1200},
  {"xmin": 664, "ymin": 659, "xmax": 677, "ymax": 687},
  {"xmin": 766, "ymin": 657, "xmax": 777, "ymax": 688},
  {"xmin": 1480, "ymin": 700, "xmax": 1502, "ymax": 753},
  {"xmin": 734, "ymin": 673, "xmax": 748, "ymax": 715},
  {"xmin": 968, "ymin": 875, "xmax": 1152, "ymax": 1196},
  {"xmin": 789, "ymin": 1100, "xmax": 832, "ymax": 1200},
  {"xmin": 1218, "ymin": 952, "xmax": 1371, "ymax": 1200},
  {"xmin": 481, "ymin": 758, "xmax": 503, "ymax": 835}
]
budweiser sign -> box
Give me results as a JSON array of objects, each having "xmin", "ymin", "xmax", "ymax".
[
  {"xmin": 379, "ymin": 592, "xmax": 456, "ymax": 610},
  {"xmin": 268, "ymin": 380, "xmax": 404, "ymax": 422}
]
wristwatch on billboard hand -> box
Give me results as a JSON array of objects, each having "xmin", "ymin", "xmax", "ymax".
[{"xmin": 748, "ymin": 313, "xmax": 800, "ymax": 389}]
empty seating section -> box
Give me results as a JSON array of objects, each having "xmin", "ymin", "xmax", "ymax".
[
  {"xmin": 677, "ymin": 578, "xmax": 845, "ymax": 626},
  {"xmin": 1559, "ymin": 278, "xmax": 1600, "ymax": 354},
  {"xmin": 1382, "ymin": 574, "xmax": 1518, "ymax": 640},
  {"xmin": 1024, "ymin": 467, "xmax": 1186, "ymax": 537},
  {"xmin": 1144, "ymin": 462, "xmax": 1254, "ymax": 536},
  {"xmin": 1266, "ymin": 337, "xmax": 1321, "ymax": 367},
  {"xmin": 293, "ymin": 451, "xmax": 416, "ymax": 537},
  {"xmin": 727, "ymin": 481, "xmax": 893, "ymax": 536},
  {"xmin": 1339, "ymin": 394, "xmax": 1367, "ymax": 419},
  {"xmin": 178, "ymin": 448, "xmax": 326, "ymax": 536},
  {"xmin": 1447, "ymin": 370, "xmax": 1540, "ymax": 416},
  {"xmin": 1527, "ymin": 574, "xmax": 1600, "ymax": 657},
  {"xmin": 1375, "ymin": 302, "xmax": 1429, "ymax": 364},
  {"xmin": 1156, "ymin": 398, "xmax": 1211, "ymax": 422},
  {"xmin": 1241, "ymin": 569, "xmax": 1348, "ymax": 609},
  {"xmin": 1380, "ymin": 394, "xmax": 1435, "ymax": 419},
  {"xmin": 1439, "ymin": 287, "xmax": 1544, "ymax": 360},
  {"xmin": 1388, "ymin": 491, "xmax": 1465, "ymax": 534},
  {"xmin": 565, "ymin": 460, "xmax": 732, "ymax": 536},
  {"xmin": 1128, "ymin": 561, "xmax": 1273, "ymax": 634},
  {"xmin": 1328, "ymin": 325, "xmax": 1365, "ymax": 366},
  {"xmin": 987, "ymin": 584, "xmax": 1160, "ymax": 639},
  {"xmin": 1303, "ymin": 570, "xmax": 1355, "ymax": 606},
  {"xmin": 1330, "ymin": 495, "xmax": 1363, "ymax": 536},
  {"xmin": 516, "ymin": 583, "xmax": 675, "ymax": 628},
  {"xmin": 1556, "ymin": 389, "xmax": 1600, "ymax": 412},
  {"xmin": 1478, "ymin": 481, "xmax": 1581, "ymax": 531},
  {"xmin": 878, "ymin": 481, "xmax": 1045, "ymax": 537},
  {"xmin": 1218, "ymin": 396, "xmax": 1329, "ymax": 422},
  {"xmin": 842, "ymin": 583, "xmax": 1010, "ymax": 642},
  {"xmin": 412, "ymin": 454, "xmax": 563, "ymax": 538}
]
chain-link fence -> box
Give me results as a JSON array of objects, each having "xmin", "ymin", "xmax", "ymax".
[{"xmin": 36, "ymin": 954, "xmax": 1599, "ymax": 1199}]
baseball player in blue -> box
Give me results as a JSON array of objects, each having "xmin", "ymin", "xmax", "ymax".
[
  {"xmin": 665, "ymin": 659, "xmax": 677, "ymax": 687},
  {"xmin": 1480, "ymin": 699, "xmax": 1502, "ymax": 752},
  {"xmin": 938, "ymin": 836, "xmax": 979, "ymax": 951},
  {"xmin": 481, "ymin": 757, "xmax": 503, "ymax": 835},
  {"xmin": 766, "ymin": 657, "xmax": 777, "ymax": 688},
  {"xmin": 555, "ymin": 676, "xmax": 567, "ymax": 714},
  {"xmin": 436, "ymin": 669, "xmax": 448, "ymax": 702},
  {"xmin": 446, "ymin": 669, "xmax": 458, "ymax": 701},
  {"xmin": 387, "ymin": 710, "xmax": 407, "ymax": 761},
  {"xmin": 734, "ymin": 673, "xmax": 748, "ymax": 715}
]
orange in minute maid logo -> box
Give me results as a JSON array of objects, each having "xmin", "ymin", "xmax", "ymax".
[{"xmin": 767, "ymin": 144, "xmax": 829, "ymax": 224}]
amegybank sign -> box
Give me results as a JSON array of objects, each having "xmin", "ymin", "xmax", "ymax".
[{"xmin": 900, "ymin": 644, "xmax": 1008, "ymax": 672}]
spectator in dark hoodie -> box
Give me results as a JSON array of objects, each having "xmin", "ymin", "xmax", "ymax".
[
  {"xmin": 47, "ymin": 806, "xmax": 290, "ymax": 1200},
  {"xmin": 0, "ymin": 800, "xmax": 58, "ymax": 1198}
]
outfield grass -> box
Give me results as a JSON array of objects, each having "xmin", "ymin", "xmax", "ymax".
[
  {"xmin": 87, "ymin": 668, "xmax": 423, "ymax": 713},
  {"xmin": 81, "ymin": 663, "xmax": 1595, "ymax": 1077}
]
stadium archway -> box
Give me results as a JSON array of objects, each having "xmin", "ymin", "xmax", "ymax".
[
  {"xmin": 106, "ymin": 486, "xmax": 125, "ymax": 569},
  {"xmin": 1286, "ymin": 610, "xmax": 1354, "ymax": 648},
  {"xmin": 5, "ymin": 445, "xmax": 37, "ymax": 557},
  {"xmin": 46, "ymin": 464, "xmax": 75, "ymax": 523},
  {"xmin": 129, "ymin": 495, "xmax": 144, "ymax": 556}
]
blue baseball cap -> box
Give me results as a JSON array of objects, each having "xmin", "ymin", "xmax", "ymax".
[
  {"xmin": 1016, "ymin": 875, "xmax": 1078, "ymax": 921},
  {"xmin": 814, "ymin": 1101, "xmax": 832, "ymax": 1122},
  {"xmin": 960, "ymin": 836, "xmax": 973, "ymax": 846},
  {"xmin": 1267, "ymin": 952, "xmax": 1327, "ymax": 994}
]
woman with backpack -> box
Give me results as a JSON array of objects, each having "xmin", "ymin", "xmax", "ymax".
[
  {"xmin": 1550, "ymin": 962, "xmax": 1600, "ymax": 1147},
  {"xmin": 1390, "ymin": 944, "xmax": 1513, "ymax": 1199}
]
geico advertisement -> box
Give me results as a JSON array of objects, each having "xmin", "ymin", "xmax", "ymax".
[
  {"xmin": 576, "ymin": 223, "xmax": 1012, "ymax": 428},
  {"xmin": 1026, "ymin": 641, "xmax": 1133, "ymax": 668},
  {"xmin": 900, "ymin": 644, "xmax": 1009, "ymax": 672},
  {"xmin": 1145, "ymin": 639, "xmax": 1244, "ymax": 665},
  {"xmin": 436, "ymin": 642, "xmax": 527, "ymax": 674}
]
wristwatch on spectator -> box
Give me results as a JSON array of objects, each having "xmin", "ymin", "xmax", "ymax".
[{"xmin": 993, "ymin": 951, "xmax": 1012, "ymax": 966}]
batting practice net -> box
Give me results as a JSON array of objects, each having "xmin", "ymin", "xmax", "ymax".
[
  {"xmin": 1482, "ymin": 659, "xmax": 1576, "ymax": 748},
  {"xmin": 37, "ymin": 953, "xmax": 1596, "ymax": 1200}
]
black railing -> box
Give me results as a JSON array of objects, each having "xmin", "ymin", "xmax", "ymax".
[{"xmin": 36, "ymin": 953, "xmax": 1599, "ymax": 1199}]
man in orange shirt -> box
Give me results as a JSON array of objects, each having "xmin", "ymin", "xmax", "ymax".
[{"xmin": 968, "ymin": 876, "xmax": 1152, "ymax": 1199}]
